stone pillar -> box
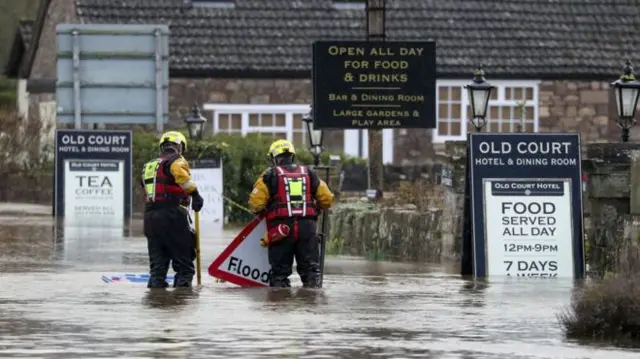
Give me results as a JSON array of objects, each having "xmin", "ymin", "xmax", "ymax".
[
  {"xmin": 439, "ymin": 140, "xmax": 468, "ymax": 259},
  {"xmin": 583, "ymin": 143, "xmax": 640, "ymax": 277}
]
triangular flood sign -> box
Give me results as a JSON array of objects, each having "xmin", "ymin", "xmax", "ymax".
[{"xmin": 208, "ymin": 214, "xmax": 271, "ymax": 287}]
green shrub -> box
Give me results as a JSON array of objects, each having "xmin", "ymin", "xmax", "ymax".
[
  {"xmin": 0, "ymin": 106, "xmax": 54, "ymax": 203},
  {"xmin": 558, "ymin": 276, "xmax": 640, "ymax": 346},
  {"xmin": 0, "ymin": 79, "xmax": 16, "ymax": 109},
  {"xmin": 132, "ymin": 129, "xmax": 366, "ymax": 224},
  {"xmin": 326, "ymin": 236, "xmax": 345, "ymax": 255}
]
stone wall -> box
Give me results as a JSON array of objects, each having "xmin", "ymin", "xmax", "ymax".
[
  {"xmin": 329, "ymin": 203, "xmax": 445, "ymax": 262},
  {"xmin": 583, "ymin": 143, "xmax": 640, "ymax": 276},
  {"xmin": 30, "ymin": 78, "xmax": 622, "ymax": 166},
  {"xmin": 167, "ymin": 78, "xmax": 348, "ymax": 153},
  {"xmin": 538, "ymin": 80, "xmax": 616, "ymax": 141}
]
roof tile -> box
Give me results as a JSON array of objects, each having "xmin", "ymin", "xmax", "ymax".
[{"xmin": 74, "ymin": 0, "xmax": 640, "ymax": 78}]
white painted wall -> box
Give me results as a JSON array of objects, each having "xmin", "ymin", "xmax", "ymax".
[
  {"xmin": 16, "ymin": 79, "xmax": 29, "ymax": 119},
  {"xmin": 39, "ymin": 101, "xmax": 57, "ymax": 161}
]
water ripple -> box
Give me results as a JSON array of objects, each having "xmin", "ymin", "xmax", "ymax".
[{"xmin": 0, "ymin": 223, "xmax": 639, "ymax": 358}]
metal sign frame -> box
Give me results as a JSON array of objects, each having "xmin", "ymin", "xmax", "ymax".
[
  {"xmin": 468, "ymin": 132, "xmax": 585, "ymax": 279},
  {"xmin": 54, "ymin": 129, "xmax": 133, "ymax": 228},
  {"xmin": 55, "ymin": 24, "xmax": 169, "ymax": 132}
]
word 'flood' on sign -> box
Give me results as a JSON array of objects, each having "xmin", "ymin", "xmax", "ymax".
[
  {"xmin": 467, "ymin": 133, "xmax": 585, "ymax": 279},
  {"xmin": 312, "ymin": 41, "xmax": 436, "ymax": 129}
]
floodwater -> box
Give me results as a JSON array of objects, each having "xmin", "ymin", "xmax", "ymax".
[{"xmin": 0, "ymin": 214, "xmax": 639, "ymax": 359}]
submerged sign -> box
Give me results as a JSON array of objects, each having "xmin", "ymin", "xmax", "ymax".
[
  {"xmin": 189, "ymin": 158, "xmax": 224, "ymax": 233},
  {"xmin": 468, "ymin": 133, "xmax": 585, "ymax": 279},
  {"xmin": 64, "ymin": 160, "xmax": 125, "ymax": 226},
  {"xmin": 312, "ymin": 41, "xmax": 436, "ymax": 129},
  {"xmin": 208, "ymin": 215, "xmax": 270, "ymax": 287},
  {"xmin": 55, "ymin": 129, "xmax": 132, "ymax": 227}
]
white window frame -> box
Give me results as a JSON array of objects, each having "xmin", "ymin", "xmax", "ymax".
[
  {"xmin": 203, "ymin": 103, "xmax": 309, "ymax": 144},
  {"xmin": 433, "ymin": 79, "xmax": 541, "ymax": 143},
  {"xmin": 203, "ymin": 103, "xmax": 395, "ymax": 164}
]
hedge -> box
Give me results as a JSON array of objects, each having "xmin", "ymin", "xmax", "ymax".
[
  {"xmin": 558, "ymin": 275, "xmax": 640, "ymax": 345},
  {"xmin": 132, "ymin": 129, "xmax": 366, "ymax": 223}
]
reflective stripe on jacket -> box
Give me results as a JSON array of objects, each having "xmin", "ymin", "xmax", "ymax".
[
  {"xmin": 265, "ymin": 165, "xmax": 318, "ymax": 220},
  {"xmin": 141, "ymin": 153, "xmax": 188, "ymax": 205}
]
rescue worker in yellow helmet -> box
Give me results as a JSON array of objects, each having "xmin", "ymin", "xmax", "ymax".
[
  {"xmin": 140, "ymin": 131, "xmax": 204, "ymax": 288},
  {"xmin": 248, "ymin": 139, "xmax": 334, "ymax": 288}
]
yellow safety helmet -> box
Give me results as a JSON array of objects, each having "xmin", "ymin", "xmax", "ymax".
[
  {"xmin": 268, "ymin": 139, "xmax": 295, "ymax": 159},
  {"xmin": 159, "ymin": 131, "xmax": 188, "ymax": 153}
]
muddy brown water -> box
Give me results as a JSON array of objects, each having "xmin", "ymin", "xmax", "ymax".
[{"xmin": 0, "ymin": 215, "xmax": 639, "ymax": 359}]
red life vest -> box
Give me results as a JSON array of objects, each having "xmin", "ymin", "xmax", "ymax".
[
  {"xmin": 265, "ymin": 165, "xmax": 317, "ymax": 220},
  {"xmin": 142, "ymin": 154, "xmax": 188, "ymax": 205}
]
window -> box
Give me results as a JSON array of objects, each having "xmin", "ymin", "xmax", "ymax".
[
  {"xmin": 332, "ymin": 0, "xmax": 366, "ymax": 10},
  {"xmin": 203, "ymin": 104, "xmax": 313, "ymax": 149},
  {"xmin": 204, "ymin": 104, "xmax": 395, "ymax": 163},
  {"xmin": 434, "ymin": 80, "xmax": 540, "ymax": 143}
]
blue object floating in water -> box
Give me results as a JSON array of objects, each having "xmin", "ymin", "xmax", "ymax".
[{"xmin": 101, "ymin": 273, "xmax": 175, "ymax": 284}]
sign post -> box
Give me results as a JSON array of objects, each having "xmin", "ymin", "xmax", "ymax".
[
  {"xmin": 312, "ymin": 39, "xmax": 436, "ymax": 197},
  {"xmin": 467, "ymin": 133, "xmax": 585, "ymax": 279},
  {"xmin": 188, "ymin": 158, "xmax": 224, "ymax": 233},
  {"xmin": 54, "ymin": 129, "xmax": 132, "ymax": 230}
]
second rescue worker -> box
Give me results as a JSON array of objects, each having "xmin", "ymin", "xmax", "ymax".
[
  {"xmin": 141, "ymin": 131, "xmax": 204, "ymax": 288},
  {"xmin": 248, "ymin": 139, "xmax": 334, "ymax": 288}
]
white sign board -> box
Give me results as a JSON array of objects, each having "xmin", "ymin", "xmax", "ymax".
[
  {"xmin": 189, "ymin": 163, "xmax": 224, "ymax": 233},
  {"xmin": 63, "ymin": 159, "xmax": 125, "ymax": 228},
  {"xmin": 54, "ymin": 129, "xmax": 133, "ymax": 228},
  {"xmin": 208, "ymin": 215, "xmax": 270, "ymax": 287},
  {"xmin": 483, "ymin": 179, "xmax": 574, "ymax": 278}
]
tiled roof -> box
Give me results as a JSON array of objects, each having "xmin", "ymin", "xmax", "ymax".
[
  {"xmin": 74, "ymin": 0, "xmax": 640, "ymax": 79},
  {"xmin": 13, "ymin": 0, "xmax": 640, "ymax": 79}
]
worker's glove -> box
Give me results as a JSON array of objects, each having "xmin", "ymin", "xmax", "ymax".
[
  {"xmin": 191, "ymin": 190, "xmax": 204, "ymax": 212},
  {"xmin": 180, "ymin": 196, "xmax": 191, "ymax": 207},
  {"xmin": 260, "ymin": 224, "xmax": 290, "ymax": 247},
  {"xmin": 260, "ymin": 233, "xmax": 270, "ymax": 248}
]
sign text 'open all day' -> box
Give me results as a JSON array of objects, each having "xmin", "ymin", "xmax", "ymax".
[{"xmin": 312, "ymin": 41, "xmax": 436, "ymax": 130}]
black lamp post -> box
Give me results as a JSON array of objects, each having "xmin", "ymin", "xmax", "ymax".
[
  {"xmin": 464, "ymin": 64, "xmax": 495, "ymax": 132},
  {"xmin": 611, "ymin": 60, "xmax": 640, "ymax": 142},
  {"xmin": 184, "ymin": 104, "xmax": 207, "ymax": 141},
  {"xmin": 302, "ymin": 106, "xmax": 324, "ymax": 166},
  {"xmin": 302, "ymin": 105, "xmax": 330, "ymax": 290}
]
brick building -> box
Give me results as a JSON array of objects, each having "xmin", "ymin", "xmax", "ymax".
[{"xmin": 5, "ymin": 0, "xmax": 640, "ymax": 165}]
